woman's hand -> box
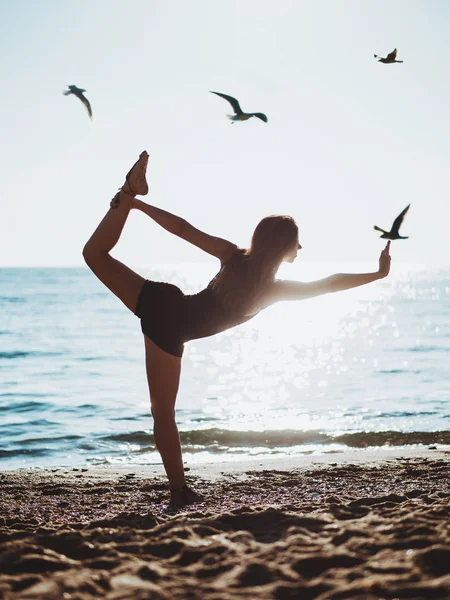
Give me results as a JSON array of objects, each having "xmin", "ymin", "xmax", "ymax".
[{"xmin": 378, "ymin": 241, "xmax": 391, "ymax": 278}]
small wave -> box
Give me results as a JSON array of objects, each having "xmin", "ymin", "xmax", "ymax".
[
  {"xmin": 15, "ymin": 434, "xmax": 83, "ymax": 445},
  {"xmin": 102, "ymin": 428, "xmax": 450, "ymax": 449},
  {"xmin": 362, "ymin": 411, "xmax": 437, "ymax": 419},
  {"xmin": 0, "ymin": 419, "xmax": 58, "ymax": 431},
  {"xmin": 102, "ymin": 430, "xmax": 156, "ymax": 444},
  {"xmin": 0, "ymin": 392, "xmax": 52, "ymax": 398},
  {"xmin": 0, "ymin": 351, "xmax": 61, "ymax": 360},
  {"xmin": 333, "ymin": 431, "xmax": 450, "ymax": 447},
  {"xmin": 0, "ymin": 448, "xmax": 50, "ymax": 458},
  {"xmin": 0, "ymin": 401, "xmax": 53, "ymax": 413},
  {"xmin": 0, "ymin": 351, "xmax": 30, "ymax": 359},
  {"xmin": 0, "ymin": 297, "xmax": 25, "ymax": 303},
  {"xmin": 408, "ymin": 345, "xmax": 445, "ymax": 353},
  {"xmin": 102, "ymin": 428, "xmax": 330, "ymax": 447},
  {"xmin": 377, "ymin": 369, "xmax": 421, "ymax": 375}
]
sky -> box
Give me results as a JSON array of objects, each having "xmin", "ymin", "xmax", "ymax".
[{"xmin": 1, "ymin": 0, "xmax": 450, "ymax": 269}]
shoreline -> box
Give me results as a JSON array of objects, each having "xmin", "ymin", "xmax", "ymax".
[
  {"xmin": 2, "ymin": 443, "xmax": 449, "ymax": 479},
  {"xmin": 1, "ymin": 448, "xmax": 449, "ymax": 599}
]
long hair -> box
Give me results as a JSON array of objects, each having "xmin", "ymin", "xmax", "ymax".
[{"xmin": 210, "ymin": 215, "xmax": 299, "ymax": 314}]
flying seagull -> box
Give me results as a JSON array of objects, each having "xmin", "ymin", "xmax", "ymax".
[
  {"xmin": 210, "ymin": 91, "xmax": 268, "ymax": 123},
  {"xmin": 374, "ymin": 48, "xmax": 403, "ymax": 64},
  {"xmin": 63, "ymin": 85, "xmax": 93, "ymax": 119},
  {"xmin": 374, "ymin": 204, "xmax": 410, "ymax": 240}
]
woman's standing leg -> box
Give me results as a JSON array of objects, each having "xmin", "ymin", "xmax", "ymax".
[{"xmin": 144, "ymin": 336, "xmax": 203, "ymax": 508}]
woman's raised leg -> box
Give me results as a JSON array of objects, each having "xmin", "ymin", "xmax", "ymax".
[{"xmin": 82, "ymin": 152, "xmax": 149, "ymax": 312}]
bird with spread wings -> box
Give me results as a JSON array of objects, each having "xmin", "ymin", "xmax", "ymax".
[
  {"xmin": 374, "ymin": 205, "xmax": 410, "ymax": 240},
  {"xmin": 374, "ymin": 48, "xmax": 403, "ymax": 64},
  {"xmin": 63, "ymin": 85, "xmax": 93, "ymax": 119},
  {"xmin": 210, "ymin": 91, "xmax": 268, "ymax": 123}
]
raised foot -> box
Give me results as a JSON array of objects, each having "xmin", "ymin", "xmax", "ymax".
[{"xmin": 121, "ymin": 151, "xmax": 149, "ymax": 197}]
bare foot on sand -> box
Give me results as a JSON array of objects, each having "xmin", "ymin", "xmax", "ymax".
[{"xmin": 169, "ymin": 484, "xmax": 204, "ymax": 510}]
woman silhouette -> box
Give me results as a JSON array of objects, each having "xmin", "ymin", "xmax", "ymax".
[{"xmin": 83, "ymin": 151, "xmax": 391, "ymax": 508}]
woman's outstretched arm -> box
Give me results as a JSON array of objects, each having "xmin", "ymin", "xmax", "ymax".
[
  {"xmin": 265, "ymin": 242, "xmax": 391, "ymax": 304},
  {"xmin": 132, "ymin": 198, "xmax": 237, "ymax": 263}
]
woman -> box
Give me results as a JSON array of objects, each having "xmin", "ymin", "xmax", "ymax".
[{"xmin": 83, "ymin": 151, "xmax": 391, "ymax": 509}]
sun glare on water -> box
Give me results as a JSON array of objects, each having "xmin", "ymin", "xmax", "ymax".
[{"xmin": 188, "ymin": 262, "xmax": 395, "ymax": 434}]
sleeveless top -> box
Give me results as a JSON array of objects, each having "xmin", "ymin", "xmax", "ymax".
[
  {"xmin": 181, "ymin": 251, "xmax": 259, "ymax": 343},
  {"xmin": 136, "ymin": 249, "xmax": 265, "ymax": 356}
]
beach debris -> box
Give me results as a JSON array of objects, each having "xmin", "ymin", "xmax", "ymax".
[
  {"xmin": 63, "ymin": 85, "xmax": 93, "ymax": 119},
  {"xmin": 374, "ymin": 204, "xmax": 410, "ymax": 240},
  {"xmin": 210, "ymin": 91, "xmax": 268, "ymax": 123},
  {"xmin": 374, "ymin": 48, "xmax": 403, "ymax": 64}
]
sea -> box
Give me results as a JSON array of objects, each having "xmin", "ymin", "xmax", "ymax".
[{"xmin": 1, "ymin": 264, "xmax": 449, "ymax": 470}]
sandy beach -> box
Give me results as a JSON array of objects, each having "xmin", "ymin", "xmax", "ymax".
[{"xmin": 1, "ymin": 448, "xmax": 450, "ymax": 599}]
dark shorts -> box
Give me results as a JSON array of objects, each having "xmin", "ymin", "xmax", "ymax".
[{"xmin": 135, "ymin": 280, "xmax": 185, "ymax": 357}]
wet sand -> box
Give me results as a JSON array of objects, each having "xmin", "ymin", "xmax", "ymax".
[{"xmin": 1, "ymin": 449, "xmax": 450, "ymax": 599}]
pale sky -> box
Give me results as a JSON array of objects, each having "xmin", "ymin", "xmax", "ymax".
[{"xmin": 1, "ymin": 0, "xmax": 450, "ymax": 268}]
